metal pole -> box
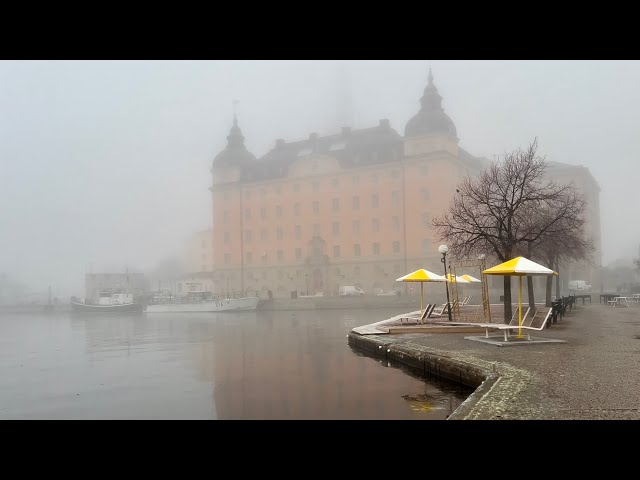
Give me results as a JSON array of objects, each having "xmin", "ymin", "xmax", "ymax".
[
  {"xmin": 442, "ymin": 254, "xmax": 452, "ymax": 322},
  {"xmin": 518, "ymin": 276, "xmax": 523, "ymax": 339}
]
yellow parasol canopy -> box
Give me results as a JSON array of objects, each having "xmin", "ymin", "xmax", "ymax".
[
  {"xmin": 444, "ymin": 273, "xmax": 470, "ymax": 283},
  {"xmin": 396, "ymin": 269, "xmax": 446, "ymax": 315},
  {"xmin": 460, "ymin": 274, "xmax": 481, "ymax": 283},
  {"xmin": 483, "ymin": 256, "xmax": 555, "ymax": 339},
  {"xmin": 483, "ymin": 256, "xmax": 555, "ymax": 276}
]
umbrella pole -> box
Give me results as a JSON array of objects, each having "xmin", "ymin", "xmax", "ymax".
[
  {"xmin": 420, "ymin": 282, "xmax": 424, "ymax": 317},
  {"xmin": 518, "ymin": 276, "xmax": 523, "ymax": 339}
]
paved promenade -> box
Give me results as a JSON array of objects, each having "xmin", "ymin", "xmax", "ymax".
[{"xmin": 350, "ymin": 303, "xmax": 640, "ymax": 419}]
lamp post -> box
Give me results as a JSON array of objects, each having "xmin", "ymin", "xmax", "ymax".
[
  {"xmin": 226, "ymin": 275, "xmax": 229, "ymax": 299},
  {"xmin": 305, "ymin": 274, "xmax": 309, "ymax": 296},
  {"xmin": 438, "ymin": 244, "xmax": 453, "ymax": 322}
]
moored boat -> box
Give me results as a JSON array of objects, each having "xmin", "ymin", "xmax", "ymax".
[{"xmin": 70, "ymin": 291, "xmax": 143, "ymax": 314}]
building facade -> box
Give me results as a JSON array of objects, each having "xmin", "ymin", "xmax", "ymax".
[
  {"xmin": 210, "ymin": 71, "xmax": 488, "ymax": 298},
  {"xmin": 209, "ymin": 69, "xmax": 602, "ymax": 298},
  {"xmin": 184, "ymin": 229, "xmax": 214, "ymax": 274}
]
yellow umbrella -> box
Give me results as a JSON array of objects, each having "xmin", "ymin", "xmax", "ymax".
[
  {"xmin": 483, "ymin": 256, "xmax": 555, "ymax": 339},
  {"xmin": 460, "ymin": 274, "xmax": 481, "ymax": 283},
  {"xmin": 396, "ymin": 269, "xmax": 446, "ymax": 316},
  {"xmin": 444, "ymin": 273, "xmax": 470, "ymax": 283}
]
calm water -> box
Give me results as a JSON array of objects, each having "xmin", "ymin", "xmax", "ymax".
[{"xmin": 0, "ymin": 308, "xmax": 471, "ymax": 419}]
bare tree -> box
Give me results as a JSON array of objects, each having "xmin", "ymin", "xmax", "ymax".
[{"xmin": 433, "ymin": 139, "xmax": 587, "ymax": 322}]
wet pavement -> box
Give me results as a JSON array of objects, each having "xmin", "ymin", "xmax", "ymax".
[{"xmin": 352, "ymin": 303, "xmax": 640, "ymax": 419}]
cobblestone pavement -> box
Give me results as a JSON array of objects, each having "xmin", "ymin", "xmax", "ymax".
[{"xmin": 368, "ymin": 303, "xmax": 640, "ymax": 419}]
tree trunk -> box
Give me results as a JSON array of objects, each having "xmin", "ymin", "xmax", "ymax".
[
  {"xmin": 527, "ymin": 275, "xmax": 535, "ymax": 311},
  {"xmin": 555, "ymin": 259, "xmax": 561, "ymax": 300},
  {"xmin": 545, "ymin": 275, "xmax": 553, "ymax": 307},
  {"xmin": 503, "ymin": 276, "xmax": 512, "ymax": 324}
]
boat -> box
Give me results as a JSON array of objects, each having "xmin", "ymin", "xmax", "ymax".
[
  {"xmin": 144, "ymin": 291, "xmax": 259, "ymax": 313},
  {"xmin": 70, "ymin": 291, "xmax": 143, "ymax": 314}
]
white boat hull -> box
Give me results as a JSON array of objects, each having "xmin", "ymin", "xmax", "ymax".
[{"xmin": 145, "ymin": 297, "xmax": 259, "ymax": 313}]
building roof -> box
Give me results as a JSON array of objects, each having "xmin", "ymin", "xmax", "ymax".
[
  {"xmin": 212, "ymin": 115, "xmax": 257, "ymax": 169},
  {"xmin": 241, "ymin": 119, "xmax": 404, "ymax": 181},
  {"xmin": 405, "ymin": 68, "xmax": 458, "ymax": 138}
]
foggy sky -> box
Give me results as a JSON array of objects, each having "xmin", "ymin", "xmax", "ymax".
[{"xmin": 1, "ymin": 60, "xmax": 639, "ymax": 297}]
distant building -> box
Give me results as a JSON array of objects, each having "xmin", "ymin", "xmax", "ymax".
[
  {"xmin": 184, "ymin": 229, "xmax": 213, "ymax": 274},
  {"xmin": 545, "ymin": 162, "xmax": 603, "ymax": 292},
  {"xmin": 85, "ymin": 273, "xmax": 147, "ymax": 303},
  {"xmin": 208, "ymin": 69, "xmax": 602, "ymax": 298}
]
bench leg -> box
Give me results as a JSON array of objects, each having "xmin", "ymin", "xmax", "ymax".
[
  {"xmin": 504, "ymin": 330, "xmax": 508, "ymax": 342},
  {"xmin": 485, "ymin": 328, "xmax": 489, "ymax": 339}
]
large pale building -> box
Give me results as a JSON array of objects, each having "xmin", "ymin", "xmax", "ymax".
[
  {"xmin": 209, "ymin": 69, "xmax": 602, "ymax": 298},
  {"xmin": 210, "ymin": 70, "xmax": 488, "ymax": 298}
]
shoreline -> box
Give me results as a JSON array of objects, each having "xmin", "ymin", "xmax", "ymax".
[{"xmin": 348, "ymin": 302, "xmax": 640, "ymax": 419}]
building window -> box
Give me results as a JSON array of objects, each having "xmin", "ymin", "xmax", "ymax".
[
  {"xmin": 371, "ymin": 173, "xmax": 378, "ymax": 184},
  {"xmin": 394, "ymin": 263, "xmax": 402, "ymax": 273},
  {"xmin": 223, "ymin": 211, "xmax": 229, "ymax": 224},
  {"xmin": 372, "ymin": 218, "xmax": 380, "ymax": 232},
  {"xmin": 277, "ymin": 250, "xmax": 284, "ymax": 262},
  {"xmin": 312, "ymin": 201, "xmax": 319, "ymax": 214},
  {"xmin": 295, "ymin": 248, "xmax": 302, "ymax": 261},
  {"xmin": 392, "ymin": 216, "xmax": 400, "ymax": 232},
  {"xmin": 276, "ymin": 185, "xmax": 282, "ymax": 194},
  {"xmin": 354, "ymin": 244, "xmax": 361, "ymax": 257},
  {"xmin": 393, "ymin": 241, "xmax": 400, "ymax": 254},
  {"xmin": 312, "ymin": 181, "xmax": 319, "ymax": 192},
  {"xmin": 352, "ymin": 175, "xmax": 360, "ymax": 185},
  {"xmin": 278, "ymin": 270, "xmax": 284, "ymax": 280},
  {"xmin": 421, "ymin": 164, "xmax": 428, "ymax": 176},
  {"xmin": 201, "ymin": 253, "xmax": 206, "ymax": 260},
  {"xmin": 245, "ymin": 230, "xmax": 252, "ymax": 242},
  {"xmin": 295, "ymin": 225, "xmax": 301, "ymax": 240},
  {"xmin": 245, "ymin": 208, "xmax": 251, "ymax": 220},
  {"xmin": 391, "ymin": 169, "xmax": 400, "ymax": 179},
  {"xmin": 201, "ymin": 239, "xmax": 205, "ymax": 248},
  {"xmin": 313, "ymin": 224, "xmax": 320, "ymax": 235},
  {"xmin": 277, "ymin": 227, "xmax": 283, "ymax": 240},
  {"xmin": 294, "ymin": 203, "xmax": 300, "ymax": 215},
  {"xmin": 260, "ymin": 188, "xmax": 266, "ymax": 199},
  {"xmin": 421, "ymin": 188, "xmax": 429, "ymax": 201},
  {"xmin": 372, "ymin": 194, "xmax": 379, "ymax": 208},
  {"xmin": 422, "ymin": 213, "xmax": 430, "ymax": 226},
  {"xmin": 353, "ymin": 196, "xmax": 360, "ymax": 210},
  {"xmin": 244, "ymin": 190, "xmax": 251, "ymax": 200},
  {"xmin": 261, "ymin": 207, "xmax": 267, "ymax": 220},
  {"xmin": 332, "ymin": 177, "xmax": 339, "ymax": 188},
  {"xmin": 312, "ymin": 162, "xmax": 318, "ymax": 173},
  {"xmin": 353, "ymin": 219, "xmax": 360, "ymax": 233},
  {"xmin": 293, "ymin": 183, "xmax": 300, "ymax": 192},
  {"xmin": 246, "ymin": 252, "xmax": 252, "ymax": 264},
  {"xmin": 262, "ymin": 253, "xmax": 267, "ymax": 264},
  {"xmin": 373, "ymin": 243, "xmax": 380, "ymax": 255},
  {"xmin": 333, "ymin": 245, "xmax": 340, "ymax": 258},
  {"xmin": 354, "ymin": 266, "xmax": 360, "ymax": 276},
  {"xmin": 332, "ymin": 198, "xmax": 339, "ymax": 212},
  {"xmin": 330, "ymin": 222, "xmax": 339, "ymax": 235},
  {"xmin": 392, "ymin": 191, "xmax": 400, "ymax": 207},
  {"xmin": 261, "ymin": 229, "xmax": 268, "ymax": 241},
  {"xmin": 262, "ymin": 271, "xmax": 267, "ymax": 280},
  {"xmin": 224, "ymin": 232, "xmax": 230, "ymax": 243},
  {"xmin": 276, "ymin": 205, "xmax": 282, "ymax": 218},
  {"xmin": 224, "ymin": 253, "xmax": 230, "ymax": 264}
]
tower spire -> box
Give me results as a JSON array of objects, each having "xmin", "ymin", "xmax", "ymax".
[{"xmin": 233, "ymin": 99, "xmax": 239, "ymax": 125}]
